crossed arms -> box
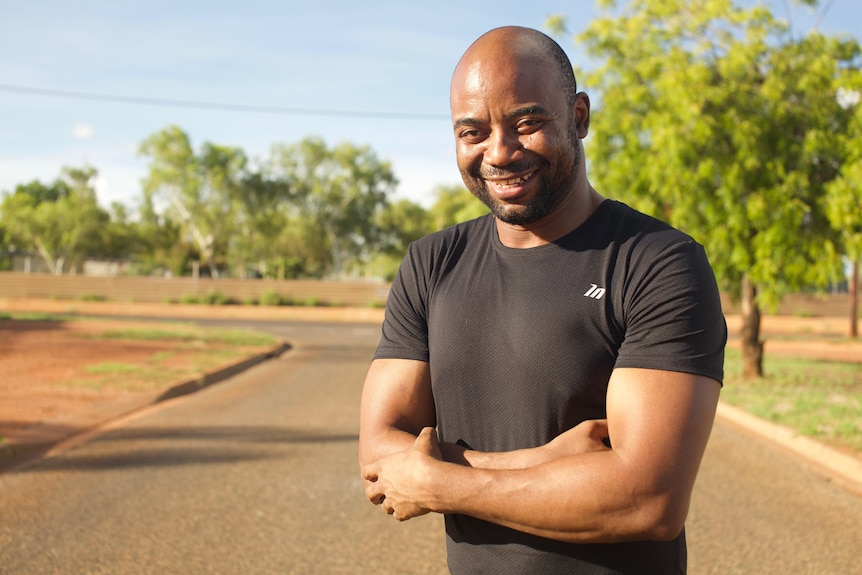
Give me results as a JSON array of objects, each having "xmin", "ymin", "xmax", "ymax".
[{"xmin": 358, "ymin": 358, "xmax": 720, "ymax": 544}]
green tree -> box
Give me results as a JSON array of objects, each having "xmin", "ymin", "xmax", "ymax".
[
  {"xmin": 368, "ymin": 198, "xmax": 433, "ymax": 280},
  {"xmin": 426, "ymin": 184, "xmax": 489, "ymax": 230},
  {"xmin": 558, "ymin": 0, "xmax": 859, "ymax": 377},
  {"xmin": 139, "ymin": 125, "xmax": 251, "ymax": 278},
  {"xmin": 825, "ymin": 86, "xmax": 862, "ymax": 337},
  {"xmin": 0, "ymin": 219, "xmax": 10, "ymax": 271},
  {"xmin": 0, "ymin": 166, "xmax": 108, "ymax": 274},
  {"xmin": 268, "ymin": 137, "xmax": 397, "ymax": 278},
  {"xmin": 227, "ymin": 170, "xmax": 294, "ymax": 278},
  {"xmin": 128, "ymin": 189, "xmax": 193, "ymax": 277}
]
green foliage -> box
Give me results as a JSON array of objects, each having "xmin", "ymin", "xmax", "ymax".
[
  {"xmin": 139, "ymin": 126, "xmax": 251, "ymax": 279},
  {"xmin": 199, "ymin": 291, "xmax": 234, "ymax": 305},
  {"xmin": 177, "ymin": 291, "xmax": 234, "ymax": 305},
  {"xmin": 568, "ymin": 0, "xmax": 859, "ymax": 308},
  {"xmin": 267, "ymin": 136, "xmax": 398, "ymax": 278},
  {"xmin": 824, "ymin": 82, "xmax": 862, "ymax": 262},
  {"xmin": 78, "ymin": 294, "xmax": 108, "ymax": 302},
  {"xmin": 427, "ymin": 184, "xmax": 489, "ymax": 230},
  {"xmin": 258, "ymin": 289, "xmax": 290, "ymax": 306},
  {"xmin": 0, "ymin": 166, "xmax": 110, "ymax": 274},
  {"xmin": 1, "ymin": 127, "xmax": 485, "ymax": 282}
]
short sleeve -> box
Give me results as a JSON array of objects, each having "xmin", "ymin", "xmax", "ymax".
[
  {"xmin": 374, "ymin": 243, "xmax": 431, "ymax": 362},
  {"xmin": 614, "ymin": 239, "xmax": 727, "ymax": 383}
]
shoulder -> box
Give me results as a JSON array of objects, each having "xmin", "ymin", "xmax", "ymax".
[
  {"xmin": 600, "ymin": 200, "xmax": 694, "ymax": 244},
  {"xmin": 413, "ymin": 214, "xmax": 493, "ymax": 248},
  {"xmin": 590, "ymin": 200, "xmax": 708, "ymax": 266},
  {"xmin": 406, "ymin": 214, "xmax": 494, "ymax": 264}
]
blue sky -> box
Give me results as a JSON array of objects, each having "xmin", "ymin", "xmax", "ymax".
[{"xmin": 1, "ymin": 1, "xmax": 860, "ymax": 210}]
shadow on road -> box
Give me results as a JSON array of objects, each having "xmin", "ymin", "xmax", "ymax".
[{"xmin": 13, "ymin": 425, "xmax": 359, "ymax": 473}]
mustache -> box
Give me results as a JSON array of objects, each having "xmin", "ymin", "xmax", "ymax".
[{"xmin": 476, "ymin": 160, "xmax": 543, "ymax": 179}]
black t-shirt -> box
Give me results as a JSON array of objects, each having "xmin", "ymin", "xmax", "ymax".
[{"xmin": 375, "ymin": 200, "xmax": 727, "ymax": 574}]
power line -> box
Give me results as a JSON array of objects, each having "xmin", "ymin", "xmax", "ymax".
[{"xmin": 0, "ymin": 83, "xmax": 450, "ymax": 121}]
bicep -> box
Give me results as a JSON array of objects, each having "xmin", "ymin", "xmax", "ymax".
[
  {"xmin": 358, "ymin": 358, "xmax": 435, "ymax": 466},
  {"xmin": 606, "ymin": 368, "xmax": 720, "ymax": 518}
]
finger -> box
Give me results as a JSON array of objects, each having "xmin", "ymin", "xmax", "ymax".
[
  {"xmin": 361, "ymin": 466, "xmax": 378, "ymax": 482},
  {"xmin": 365, "ymin": 483, "xmax": 385, "ymax": 505}
]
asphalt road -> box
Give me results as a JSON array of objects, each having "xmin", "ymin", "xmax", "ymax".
[{"xmin": 1, "ymin": 320, "xmax": 861, "ymax": 574}]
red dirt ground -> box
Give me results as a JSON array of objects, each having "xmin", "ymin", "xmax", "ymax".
[{"xmin": 0, "ymin": 317, "xmax": 270, "ymax": 441}]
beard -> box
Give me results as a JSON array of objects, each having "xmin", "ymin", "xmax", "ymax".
[{"xmin": 462, "ymin": 128, "xmax": 581, "ymax": 226}]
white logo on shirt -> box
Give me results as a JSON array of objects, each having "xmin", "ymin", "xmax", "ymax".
[{"xmin": 583, "ymin": 284, "xmax": 606, "ymax": 300}]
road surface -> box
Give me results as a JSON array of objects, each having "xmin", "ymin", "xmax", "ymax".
[{"xmin": 1, "ymin": 320, "xmax": 860, "ymax": 574}]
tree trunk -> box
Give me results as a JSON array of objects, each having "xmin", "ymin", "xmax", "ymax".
[
  {"xmin": 34, "ymin": 239, "xmax": 61, "ymax": 275},
  {"xmin": 851, "ymin": 259, "xmax": 859, "ymax": 339},
  {"xmin": 740, "ymin": 275, "xmax": 764, "ymax": 378}
]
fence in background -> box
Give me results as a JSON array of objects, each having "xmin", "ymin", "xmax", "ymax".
[{"xmin": 0, "ymin": 272, "xmax": 390, "ymax": 308}]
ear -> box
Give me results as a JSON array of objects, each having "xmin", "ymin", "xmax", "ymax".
[{"xmin": 573, "ymin": 92, "xmax": 591, "ymax": 138}]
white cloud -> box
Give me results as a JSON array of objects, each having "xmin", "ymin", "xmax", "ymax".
[{"xmin": 72, "ymin": 123, "xmax": 95, "ymax": 140}]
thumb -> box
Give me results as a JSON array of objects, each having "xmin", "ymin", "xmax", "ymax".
[
  {"xmin": 416, "ymin": 427, "xmax": 442, "ymax": 458},
  {"xmin": 416, "ymin": 426, "xmax": 437, "ymax": 443}
]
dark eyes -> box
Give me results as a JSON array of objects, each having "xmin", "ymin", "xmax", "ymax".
[
  {"xmin": 457, "ymin": 119, "xmax": 545, "ymax": 143},
  {"xmin": 459, "ymin": 129, "xmax": 487, "ymax": 143},
  {"xmin": 517, "ymin": 119, "xmax": 544, "ymax": 133}
]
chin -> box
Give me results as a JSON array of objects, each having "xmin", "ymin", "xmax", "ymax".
[{"xmin": 483, "ymin": 196, "xmax": 548, "ymax": 226}]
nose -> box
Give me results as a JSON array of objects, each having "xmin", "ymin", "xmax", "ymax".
[{"xmin": 484, "ymin": 129, "xmax": 522, "ymax": 167}]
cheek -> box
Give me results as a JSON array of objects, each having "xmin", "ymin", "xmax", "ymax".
[{"xmin": 455, "ymin": 148, "xmax": 481, "ymax": 176}]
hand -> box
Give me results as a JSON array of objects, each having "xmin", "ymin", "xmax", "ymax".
[
  {"xmin": 540, "ymin": 419, "xmax": 610, "ymax": 461},
  {"xmin": 362, "ymin": 427, "xmax": 444, "ymax": 521}
]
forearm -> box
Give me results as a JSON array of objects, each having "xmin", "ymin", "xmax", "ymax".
[
  {"xmin": 359, "ymin": 426, "xmax": 418, "ymax": 469},
  {"xmin": 443, "ymin": 419, "xmax": 610, "ymax": 470},
  {"xmin": 363, "ymin": 371, "xmax": 718, "ymax": 543},
  {"xmin": 423, "ymin": 450, "xmax": 682, "ymax": 543}
]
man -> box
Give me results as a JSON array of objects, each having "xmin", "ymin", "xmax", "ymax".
[{"xmin": 359, "ymin": 26, "xmax": 726, "ymax": 574}]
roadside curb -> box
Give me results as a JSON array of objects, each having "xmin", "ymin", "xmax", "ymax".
[
  {"xmin": 716, "ymin": 402, "xmax": 862, "ymax": 494},
  {"xmin": 0, "ymin": 341, "xmax": 290, "ymax": 473}
]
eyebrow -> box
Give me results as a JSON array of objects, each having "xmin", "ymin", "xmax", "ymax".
[
  {"xmin": 510, "ymin": 105, "xmax": 552, "ymax": 118},
  {"xmin": 452, "ymin": 105, "xmax": 553, "ymax": 130}
]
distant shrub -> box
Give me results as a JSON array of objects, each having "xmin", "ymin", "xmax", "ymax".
[
  {"xmin": 78, "ymin": 294, "xmax": 107, "ymax": 302},
  {"xmin": 258, "ymin": 290, "xmax": 285, "ymax": 307},
  {"xmin": 200, "ymin": 291, "xmax": 233, "ymax": 305}
]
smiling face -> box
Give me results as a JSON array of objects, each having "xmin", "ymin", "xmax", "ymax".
[{"xmin": 450, "ymin": 28, "xmax": 587, "ymax": 226}]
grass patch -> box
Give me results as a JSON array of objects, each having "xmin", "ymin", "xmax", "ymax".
[
  {"xmin": 0, "ymin": 312, "xmax": 74, "ymax": 321},
  {"xmin": 66, "ymin": 346, "xmax": 265, "ymax": 392},
  {"xmin": 78, "ymin": 294, "xmax": 108, "ymax": 302},
  {"xmin": 85, "ymin": 362, "xmax": 142, "ymax": 375},
  {"xmin": 92, "ymin": 326, "xmax": 277, "ymax": 347},
  {"xmin": 722, "ymin": 349, "xmax": 862, "ymax": 453}
]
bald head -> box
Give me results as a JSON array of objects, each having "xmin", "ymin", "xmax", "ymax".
[{"xmin": 452, "ymin": 26, "xmax": 578, "ymax": 108}]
